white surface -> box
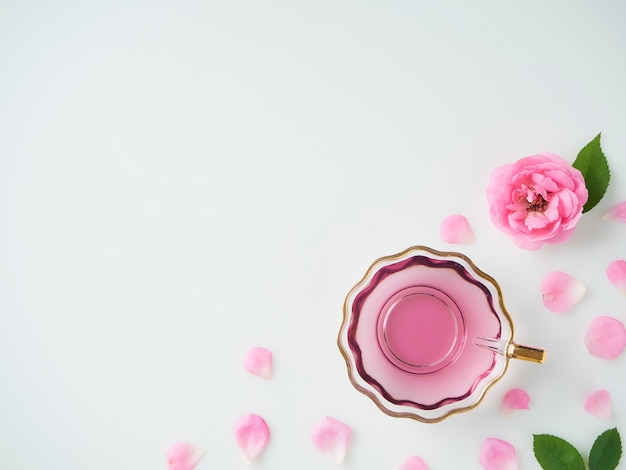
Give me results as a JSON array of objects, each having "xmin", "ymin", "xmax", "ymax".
[{"xmin": 1, "ymin": 1, "xmax": 626, "ymax": 468}]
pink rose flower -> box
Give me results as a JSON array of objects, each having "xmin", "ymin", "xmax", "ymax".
[{"xmin": 486, "ymin": 153, "xmax": 588, "ymax": 250}]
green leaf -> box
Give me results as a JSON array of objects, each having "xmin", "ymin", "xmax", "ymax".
[
  {"xmin": 589, "ymin": 428, "xmax": 622, "ymax": 470},
  {"xmin": 572, "ymin": 132, "xmax": 610, "ymax": 213},
  {"xmin": 533, "ymin": 434, "xmax": 585, "ymax": 470}
]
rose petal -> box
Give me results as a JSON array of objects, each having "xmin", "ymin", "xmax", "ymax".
[
  {"xmin": 311, "ymin": 416, "xmax": 352, "ymax": 464},
  {"xmin": 398, "ymin": 455, "xmax": 429, "ymax": 470},
  {"xmin": 480, "ymin": 438, "xmax": 518, "ymax": 470},
  {"xmin": 440, "ymin": 215, "xmax": 475, "ymax": 244},
  {"xmin": 584, "ymin": 389, "xmax": 611, "ymax": 419},
  {"xmin": 603, "ymin": 201, "xmax": 626, "ymax": 222},
  {"xmin": 244, "ymin": 346, "xmax": 273, "ymax": 379},
  {"xmin": 540, "ymin": 271, "xmax": 586, "ymax": 313},
  {"xmin": 502, "ymin": 388, "xmax": 530, "ymax": 414},
  {"xmin": 607, "ymin": 260, "xmax": 626, "ymax": 295},
  {"xmin": 585, "ymin": 316, "xmax": 626, "ymax": 360},
  {"xmin": 166, "ymin": 442, "xmax": 204, "ymax": 470},
  {"xmin": 234, "ymin": 414, "xmax": 270, "ymax": 462}
]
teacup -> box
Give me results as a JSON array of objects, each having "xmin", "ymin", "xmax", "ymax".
[{"xmin": 337, "ymin": 246, "xmax": 545, "ymax": 422}]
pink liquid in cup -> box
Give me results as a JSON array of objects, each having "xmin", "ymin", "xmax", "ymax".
[{"xmin": 377, "ymin": 286, "xmax": 465, "ymax": 374}]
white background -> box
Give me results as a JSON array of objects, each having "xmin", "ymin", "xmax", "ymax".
[{"xmin": 1, "ymin": 1, "xmax": 626, "ymax": 468}]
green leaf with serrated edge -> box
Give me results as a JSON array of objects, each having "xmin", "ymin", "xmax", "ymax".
[
  {"xmin": 589, "ymin": 428, "xmax": 622, "ymax": 470},
  {"xmin": 533, "ymin": 434, "xmax": 585, "ymax": 470},
  {"xmin": 572, "ymin": 133, "xmax": 611, "ymax": 213}
]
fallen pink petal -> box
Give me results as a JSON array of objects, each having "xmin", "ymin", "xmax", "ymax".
[
  {"xmin": 480, "ymin": 438, "xmax": 518, "ymax": 470},
  {"xmin": 502, "ymin": 388, "xmax": 530, "ymax": 414},
  {"xmin": 166, "ymin": 442, "xmax": 204, "ymax": 470},
  {"xmin": 398, "ymin": 455, "xmax": 429, "ymax": 470},
  {"xmin": 606, "ymin": 260, "xmax": 626, "ymax": 295},
  {"xmin": 311, "ymin": 416, "xmax": 352, "ymax": 464},
  {"xmin": 234, "ymin": 414, "xmax": 270, "ymax": 462},
  {"xmin": 585, "ymin": 316, "xmax": 626, "ymax": 360},
  {"xmin": 440, "ymin": 214, "xmax": 475, "ymax": 244},
  {"xmin": 244, "ymin": 346, "xmax": 273, "ymax": 379},
  {"xmin": 603, "ymin": 201, "xmax": 626, "ymax": 222},
  {"xmin": 540, "ymin": 271, "xmax": 586, "ymax": 313},
  {"xmin": 584, "ymin": 389, "xmax": 611, "ymax": 419}
]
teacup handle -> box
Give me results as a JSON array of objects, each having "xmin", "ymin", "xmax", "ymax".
[{"xmin": 475, "ymin": 337, "xmax": 546, "ymax": 363}]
